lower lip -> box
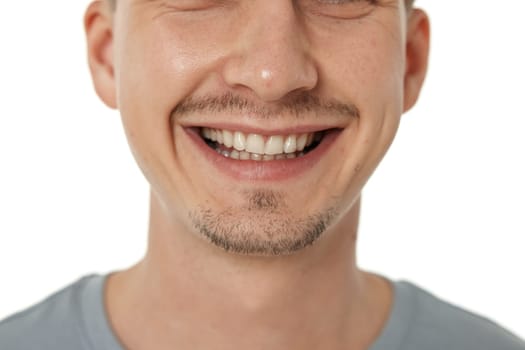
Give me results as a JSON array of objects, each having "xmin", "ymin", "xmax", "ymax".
[{"xmin": 184, "ymin": 128, "xmax": 342, "ymax": 182}]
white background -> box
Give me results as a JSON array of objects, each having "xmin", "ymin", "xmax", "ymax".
[{"xmin": 1, "ymin": 0, "xmax": 524, "ymax": 339}]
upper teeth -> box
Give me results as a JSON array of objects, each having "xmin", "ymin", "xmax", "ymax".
[{"xmin": 202, "ymin": 128, "xmax": 315, "ymax": 155}]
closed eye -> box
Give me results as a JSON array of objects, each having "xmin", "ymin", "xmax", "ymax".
[
  {"xmin": 160, "ymin": 0, "xmax": 226, "ymax": 12},
  {"xmin": 300, "ymin": 0, "xmax": 377, "ymax": 19},
  {"xmin": 314, "ymin": 0, "xmax": 377, "ymax": 4}
]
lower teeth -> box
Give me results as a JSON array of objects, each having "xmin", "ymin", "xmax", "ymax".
[{"xmin": 216, "ymin": 148, "xmax": 304, "ymax": 161}]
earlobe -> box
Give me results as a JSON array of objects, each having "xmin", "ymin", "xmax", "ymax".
[
  {"xmin": 84, "ymin": 1, "xmax": 117, "ymax": 109},
  {"xmin": 403, "ymin": 9, "xmax": 430, "ymax": 112}
]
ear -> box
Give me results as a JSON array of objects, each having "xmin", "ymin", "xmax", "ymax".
[
  {"xmin": 84, "ymin": 1, "xmax": 117, "ymax": 109},
  {"xmin": 403, "ymin": 9, "xmax": 430, "ymax": 112}
]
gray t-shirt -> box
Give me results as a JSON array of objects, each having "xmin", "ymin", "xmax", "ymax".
[{"xmin": 1, "ymin": 274, "xmax": 524, "ymax": 350}]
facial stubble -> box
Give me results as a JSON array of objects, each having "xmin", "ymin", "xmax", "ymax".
[{"xmin": 190, "ymin": 189, "xmax": 338, "ymax": 256}]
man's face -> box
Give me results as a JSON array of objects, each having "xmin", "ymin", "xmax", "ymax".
[{"xmin": 94, "ymin": 0, "xmax": 427, "ymax": 255}]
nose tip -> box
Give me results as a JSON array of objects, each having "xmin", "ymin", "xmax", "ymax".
[
  {"xmin": 241, "ymin": 63, "xmax": 318, "ymax": 102},
  {"xmin": 221, "ymin": 12, "xmax": 319, "ymax": 102},
  {"xmin": 223, "ymin": 50, "xmax": 319, "ymax": 102}
]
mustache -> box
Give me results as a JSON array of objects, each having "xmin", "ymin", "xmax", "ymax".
[{"xmin": 172, "ymin": 92, "xmax": 360, "ymax": 120}]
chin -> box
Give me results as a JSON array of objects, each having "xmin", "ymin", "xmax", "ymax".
[{"xmin": 188, "ymin": 201, "xmax": 339, "ymax": 256}]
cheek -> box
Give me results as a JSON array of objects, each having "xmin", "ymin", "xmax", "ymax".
[
  {"xmin": 323, "ymin": 21, "xmax": 405, "ymax": 139},
  {"xmin": 112, "ymin": 16, "xmax": 229, "ymax": 188},
  {"xmin": 115, "ymin": 10, "xmax": 242, "ymax": 109},
  {"xmin": 111, "ymin": 14, "xmax": 252, "ymax": 216},
  {"xmin": 312, "ymin": 25, "xmax": 405, "ymax": 198},
  {"xmin": 316, "ymin": 29, "xmax": 405, "ymax": 113},
  {"xmin": 117, "ymin": 30, "xmax": 206, "ymax": 114}
]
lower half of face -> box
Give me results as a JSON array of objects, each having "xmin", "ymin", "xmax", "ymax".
[
  {"xmin": 114, "ymin": 1, "xmax": 406, "ymax": 256},
  {"xmin": 121, "ymin": 101, "xmax": 402, "ymax": 256},
  {"xmin": 175, "ymin": 125, "xmax": 351, "ymax": 256}
]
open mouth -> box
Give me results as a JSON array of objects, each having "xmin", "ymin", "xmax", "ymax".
[
  {"xmin": 199, "ymin": 127, "xmax": 329, "ymax": 161},
  {"xmin": 185, "ymin": 126, "xmax": 344, "ymax": 181}
]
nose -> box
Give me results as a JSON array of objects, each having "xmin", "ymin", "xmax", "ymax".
[{"xmin": 222, "ymin": 3, "xmax": 319, "ymax": 102}]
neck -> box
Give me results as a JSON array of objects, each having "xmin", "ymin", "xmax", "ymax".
[{"xmin": 105, "ymin": 193, "xmax": 392, "ymax": 350}]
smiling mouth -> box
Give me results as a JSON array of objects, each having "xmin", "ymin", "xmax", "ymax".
[{"xmin": 199, "ymin": 127, "xmax": 329, "ymax": 161}]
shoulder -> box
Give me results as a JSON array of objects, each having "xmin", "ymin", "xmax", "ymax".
[
  {"xmin": 399, "ymin": 281, "xmax": 525, "ymax": 350},
  {"xmin": 0, "ymin": 275, "xmax": 101, "ymax": 350}
]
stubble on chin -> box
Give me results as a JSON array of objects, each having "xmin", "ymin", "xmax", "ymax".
[{"xmin": 189, "ymin": 189, "xmax": 338, "ymax": 256}]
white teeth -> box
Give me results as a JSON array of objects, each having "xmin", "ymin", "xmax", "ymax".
[
  {"xmin": 201, "ymin": 127, "xmax": 320, "ymax": 160},
  {"xmin": 250, "ymin": 153, "xmax": 262, "ymax": 161},
  {"xmin": 283, "ymin": 135, "xmax": 297, "ymax": 154},
  {"xmin": 306, "ymin": 133, "xmax": 314, "ymax": 147},
  {"xmin": 297, "ymin": 134, "xmax": 307, "ymax": 151},
  {"xmin": 223, "ymin": 130, "xmax": 233, "ymax": 148},
  {"xmin": 264, "ymin": 135, "xmax": 284, "ymax": 155},
  {"xmin": 233, "ymin": 131, "xmax": 246, "ymax": 151},
  {"xmin": 240, "ymin": 151, "xmax": 250, "ymax": 160},
  {"xmin": 246, "ymin": 134, "xmax": 265, "ymax": 154},
  {"xmin": 230, "ymin": 150, "xmax": 240, "ymax": 160}
]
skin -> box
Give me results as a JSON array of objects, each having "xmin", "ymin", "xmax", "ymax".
[{"xmin": 84, "ymin": 0, "xmax": 430, "ymax": 349}]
